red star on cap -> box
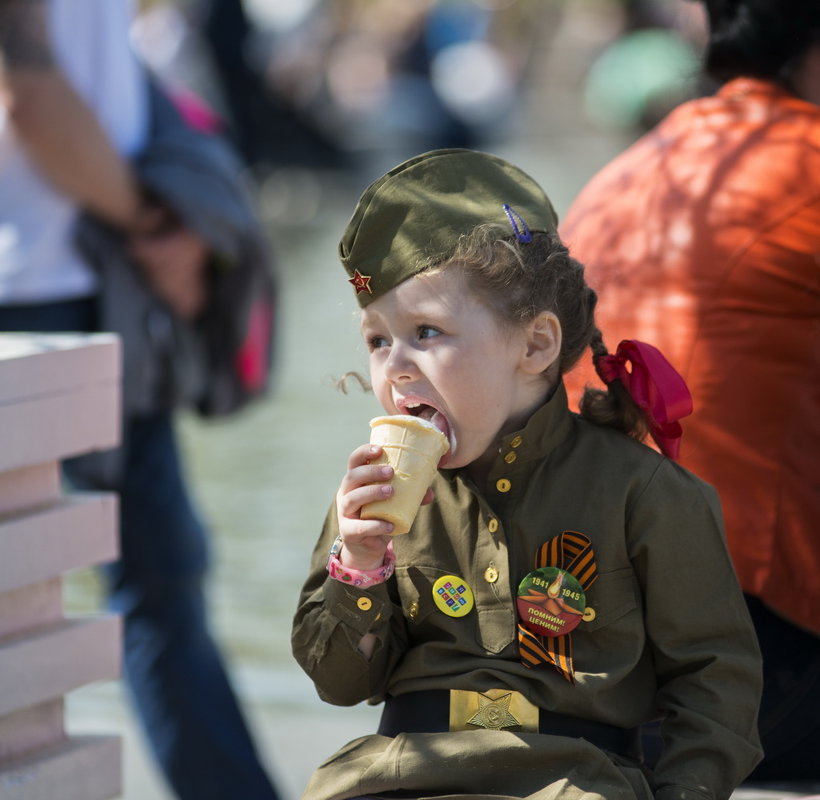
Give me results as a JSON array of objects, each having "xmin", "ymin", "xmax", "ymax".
[{"xmin": 348, "ymin": 269, "xmax": 373, "ymax": 295}]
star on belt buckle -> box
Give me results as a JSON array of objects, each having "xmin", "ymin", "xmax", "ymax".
[{"xmin": 449, "ymin": 689, "xmax": 539, "ymax": 733}]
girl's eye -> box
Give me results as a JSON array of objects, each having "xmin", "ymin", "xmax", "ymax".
[
  {"xmin": 418, "ymin": 325, "xmax": 441, "ymax": 340},
  {"xmin": 367, "ymin": 335, "xmax": 389, "ymax": 351}
]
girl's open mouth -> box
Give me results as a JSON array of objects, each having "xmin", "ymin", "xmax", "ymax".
[{"xmin": 398, "ymin": 399, "xmax": 454, "ymax": 460}]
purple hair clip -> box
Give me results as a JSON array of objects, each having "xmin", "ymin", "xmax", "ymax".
[{"xmin": 502, "ymin": 203, "xmax": 532, "ymax": 244}]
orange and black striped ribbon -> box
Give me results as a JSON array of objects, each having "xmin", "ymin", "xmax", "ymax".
[{"xmin": 517, "ymin": 531, "xmax": 598, "ymax": 683}]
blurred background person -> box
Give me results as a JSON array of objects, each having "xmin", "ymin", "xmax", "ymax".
[
  {"xmin": 0, "ymin": 0, "xmax": 281, "ymax": 797},
  {"xmin": 560, "ymin": 0, "xmax": 820, "ymax": 781},
  {"xmin": 262, "ymin": 0, "xmax": 544, "ymax": 181},
  {"xmin": 134, "ymin": 0, "xmax": 550, "ymax": 181},
  {"xmin": 580, "ymin": 0, "xmax": 706, "ymax": 134},
  {"xmin": 189, "ymin": 0, "xmax": 350, "ymax": 170}
]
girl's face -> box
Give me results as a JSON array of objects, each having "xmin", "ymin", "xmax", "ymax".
[{"xmin": 361, "ymin": 267, "xmax": 552, "ymax": 473}]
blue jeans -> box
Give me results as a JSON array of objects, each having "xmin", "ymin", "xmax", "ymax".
[{"xmin": 1, "ymin": 298, "xmax": 280, "ymax": 800}]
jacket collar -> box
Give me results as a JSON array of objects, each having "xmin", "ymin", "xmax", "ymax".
[
  {"xmin": 494, "ymin": 381, "xmax": 574, "ymax": 466},
  {"xmin": 442, "ymin": 381, "xmax": 574, "ymax": 487}
]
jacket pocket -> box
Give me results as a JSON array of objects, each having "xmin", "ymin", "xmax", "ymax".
[
  {"xmin": 394, "ymin": 566, "xmax": 439, "ymax": 626},
  {"xmin": 581, "ymin": 568, "xmax": 638, "ymax": 632},
  {"xmin": 395, "ymin": 566, "xmax": 517, "ymax": 654}
]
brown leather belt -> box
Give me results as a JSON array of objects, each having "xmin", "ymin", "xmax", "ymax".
[{"xmin": 377, "ymin": 689, "xmax": 643, "ymax": 761}]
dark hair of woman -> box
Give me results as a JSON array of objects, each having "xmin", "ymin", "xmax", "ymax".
[{"xmin": 700, "ymin": 0, "xmax": 820, "ymax": 89}]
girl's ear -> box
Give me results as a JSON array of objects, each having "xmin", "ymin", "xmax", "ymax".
[{"xmin": 520, "ymin": 311, "xmax": 562, "ymax": 375}]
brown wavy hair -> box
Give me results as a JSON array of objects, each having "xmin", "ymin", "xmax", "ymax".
[{"xmin": 433, "ymin": 226, "xmax": 650, "ymax": 441}]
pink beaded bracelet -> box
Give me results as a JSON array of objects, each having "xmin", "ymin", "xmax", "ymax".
[{"xmin": 326, "ymin": 536, "xmax": 396, "ymax": 587}]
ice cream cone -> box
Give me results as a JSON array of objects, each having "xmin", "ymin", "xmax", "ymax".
[{"xmin": 361, "ymin": 415, "xmax": 449, "ymax": 534}]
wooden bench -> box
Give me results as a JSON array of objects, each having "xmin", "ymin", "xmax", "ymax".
[{"xmin": 0, "ymin": 333, "xmax": 122, "ymax": 800}]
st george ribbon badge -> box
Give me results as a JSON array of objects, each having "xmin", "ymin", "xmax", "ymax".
[
  {"xmin": 517, "ymin": 566, "xmax": 586, "ymax": 637},
  {"xmin": 517, "ymin": 531, "xmax": 598, "ymax": 682}
]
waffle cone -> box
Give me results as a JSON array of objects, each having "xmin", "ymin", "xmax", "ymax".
[{"xmin": 361, "ymin": 415, "xmax": 449, "ymax": 534}]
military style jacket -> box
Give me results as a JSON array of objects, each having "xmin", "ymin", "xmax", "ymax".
[{"xmin": 292, "ymin": 384, "xmax": 763, "ymax": 800}]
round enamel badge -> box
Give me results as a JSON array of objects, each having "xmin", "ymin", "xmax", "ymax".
[
  {"xmin": 517, "ymin": 567, "xmax": 585, "ymax": 637},
  {"xmin": 432, "ymin": 575, "xmax": 475, "ymax": 617}
]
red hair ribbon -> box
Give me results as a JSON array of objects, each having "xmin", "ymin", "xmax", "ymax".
[{"xmin": 593, "ymin": 340, "xmax": 693, "ymax": 459}]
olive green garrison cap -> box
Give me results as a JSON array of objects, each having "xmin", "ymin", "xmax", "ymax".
[{"xmin": 339, "ymin": 148, "xmax": 559, "ymax": 306}]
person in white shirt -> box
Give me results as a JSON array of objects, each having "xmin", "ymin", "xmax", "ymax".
[{"xmin": 0, "ymin": 2, "xmax": 280, "ymax": 797}]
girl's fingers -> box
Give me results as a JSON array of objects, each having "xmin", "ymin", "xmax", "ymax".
[
  {"xmin": 339, "ymin": 446, "xmax": 393, "ymax": 496},
  {"xmin": 343, "ymin": 462, "xmax": 393, "ymax": 493},
  {"xmin": 335, "ymin": 442, "xmax": 396, "ymax": 536},
  {"xmin": 346, "ymin": 443, "xmax": 382, "ymax": 471},
  {"xmin": 337, "ymin": 481, "xmax": 393, "ymax": 520}
]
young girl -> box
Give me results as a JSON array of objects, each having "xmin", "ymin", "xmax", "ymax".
[{"xmin": 291, "ymin": 149, "xmax": 762, "ymax": 800}]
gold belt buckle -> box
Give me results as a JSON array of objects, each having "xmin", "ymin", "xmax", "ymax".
[{"xmin": 449, "ymin": 689, "xmax": 539, "ymax": 733}]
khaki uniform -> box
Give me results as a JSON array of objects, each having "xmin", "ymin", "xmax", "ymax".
[{"xmin": 292, "ymin": 385, "xmax": 763, "ymax": 800}]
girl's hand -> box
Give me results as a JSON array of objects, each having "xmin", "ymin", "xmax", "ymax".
[{"xmin": 335, "ymin": 443, "xmax": 397, "ymax": 571}]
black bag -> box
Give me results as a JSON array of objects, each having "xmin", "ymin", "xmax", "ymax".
[
  {"xmin": 76, "ymin": 80, "xmax": 278, "ymax": 420},
  {"xmin": 76, "ymin": 218, "xmax": 277, "ymax": 420},
  {"xmin": 188, "ymin": 236, "xmax": 277, "ymax": 418}
]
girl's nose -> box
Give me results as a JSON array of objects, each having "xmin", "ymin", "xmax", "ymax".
[{"xmin": 384, "ymin": 342, "xmax": 418, "ymax": 383}]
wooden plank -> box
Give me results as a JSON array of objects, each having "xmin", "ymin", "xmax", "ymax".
[
  {"xmin": 0, "ymin": 617, "xmax": 121, "ymax": 717},
  {"xmin": 0, "ymin": 464, "xmax": 60, "ymax": 518},
  {"xmin": 0, "ymin": 386, "xmax": 119, "ymax": 473},
  {"xmin": 0, "ymin": 494, "xmax": 118, "ymax": 593},
  {"xmin": 0, "ymin": 334, "xmax": 120, "ymax": 406},
  {"xmin": 0, "ymin": 701, "xmax": 64, "ymax": 764},
  {"xmin": 0, "ymin": 735, "xmax": 120, "ymax": 800},
  {"xmin": 0, "ymin": 580, "xmax": 62, "ymax": 641}
]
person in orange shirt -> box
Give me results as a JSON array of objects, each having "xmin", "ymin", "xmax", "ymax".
[{"xmin": 560, "ymin": 0, "xmax": 820, "ymax": 781}]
